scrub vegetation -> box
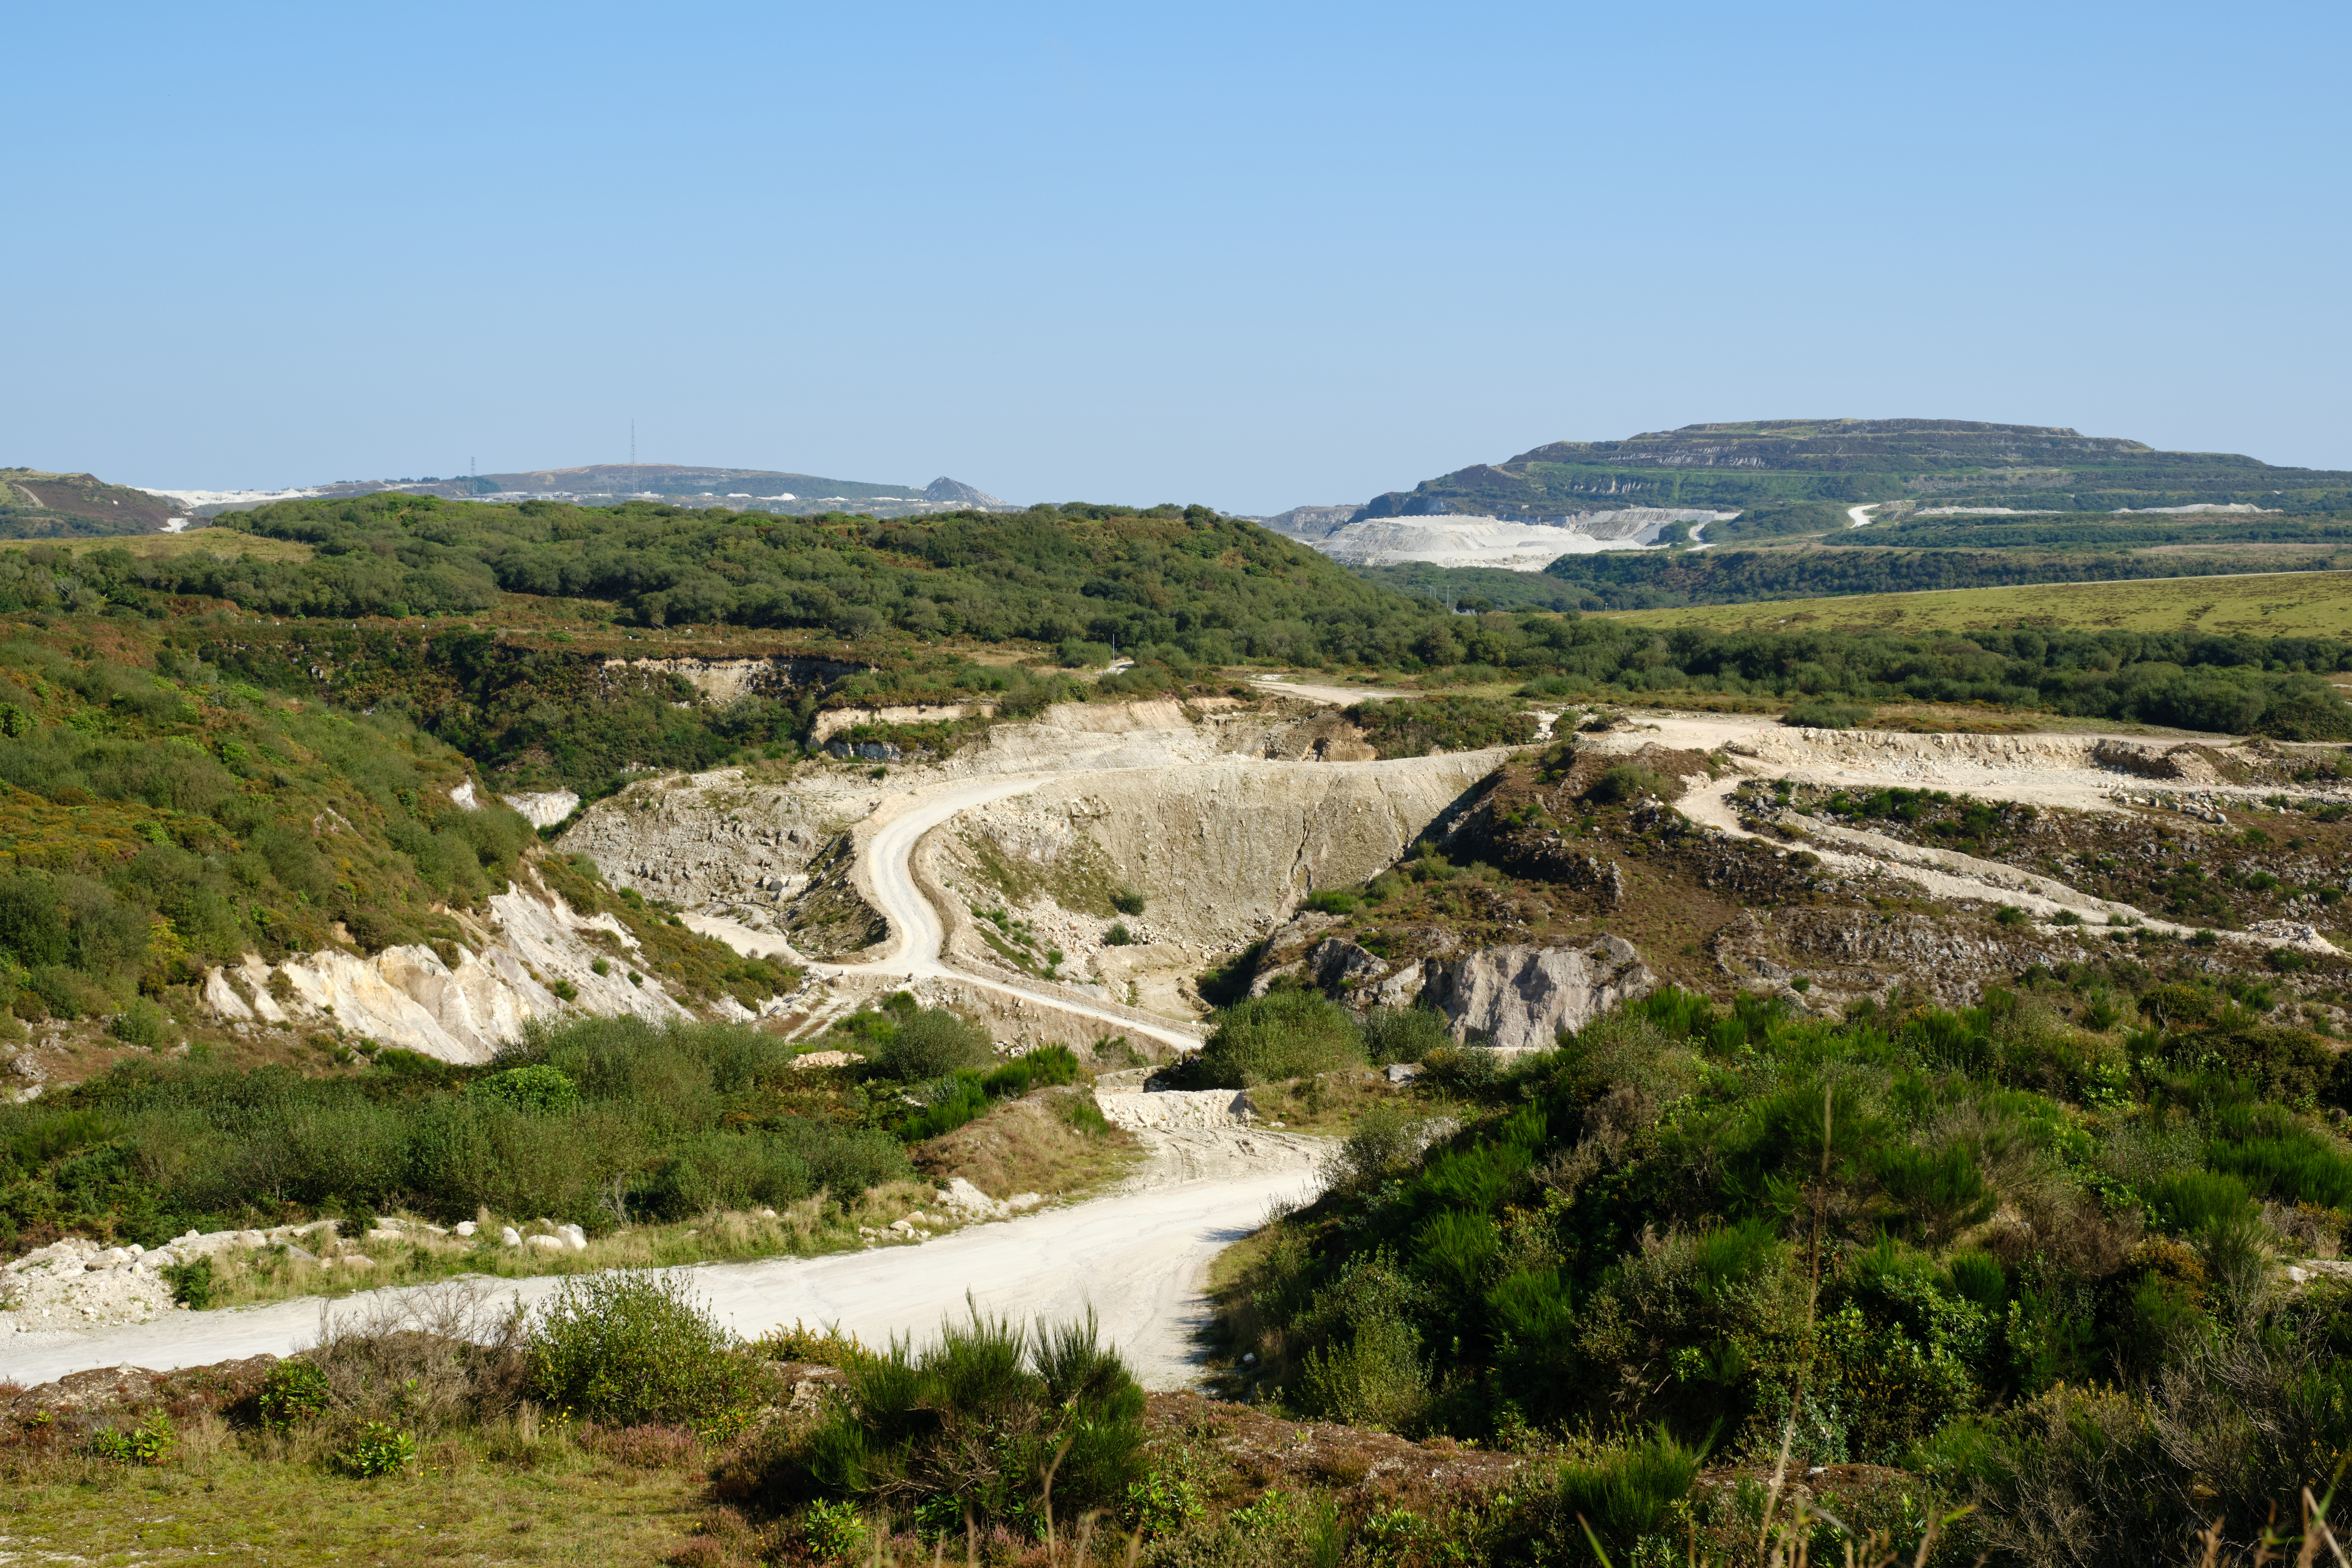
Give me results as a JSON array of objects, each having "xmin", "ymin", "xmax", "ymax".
[{"xmin": 1214, "ymin": 982, "xmax": 2352, "ymax": 1562}]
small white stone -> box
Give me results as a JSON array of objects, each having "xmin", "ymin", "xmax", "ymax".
[
  {"xmin": 500, "ymin": 1226, "xmax": 522, "ymax": 1247},
  {"xmin": 455, "ymin": 1221, "xmax": 478, "ymax": 1238}
]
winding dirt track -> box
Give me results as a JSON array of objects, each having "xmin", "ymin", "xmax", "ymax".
[
  {"xmin": 2, "ymin": 1162, "xmax": 1321, "ymax": 1388},
  {"xmin": 827, "ymin": 772, "xmax": 1207, "ymax": 1050}
]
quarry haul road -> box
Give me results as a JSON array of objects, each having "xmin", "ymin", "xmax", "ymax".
[
  {"xmin": 2, "ymin": 1156, "xmax": 1322, "ymax": 1389},
  {"xmin": 826, "ymin": 772, "xmax": 1206, "ymax": 1051}
]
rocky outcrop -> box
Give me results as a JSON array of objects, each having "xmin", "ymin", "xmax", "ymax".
[
  {"xmin": 501, "ymin": 789, "xmax": 582, "ymax": 828},
  {"xmin": 599, "ymin": 655, "xmax": 863, "ymax": 704},
  {"xmin": 199, "ymin": 870, "xmax": 692, "ymax": 1063},
  {"xmin": 813, "ymin": 703, "xmax": 994, "ymax": 743},
  {"xmin": 1420, "ymin": 938, "xmax": 1653, "ymax": 1049},
  {"xmin": 1263, "ymin": 712, "xmax": 1377, "ymax": 762}
]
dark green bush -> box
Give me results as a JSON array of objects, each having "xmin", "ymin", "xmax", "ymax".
[
  {"xmin": 1194, "ymin": 992, "xmax": 1366, "ymax": 1087},
  {"xmin": 1110, "ymin": 887, "xmax": 1147, "ymax": 916},
  {"xmin": 1361, "ymin": 1004, "xmax": 1450, "ymax": 1065},
  {"xmin": 1554, "ymin": 1427, "xmax": 1704, "ymax": 1559},
  {"xmin": 466, "ymin": 1064, "xmax": 579, "ymax": 1114},
  {"xmin": 869, "ymin": 1008, "xmax": 992, "ymax": 1081},
  {"xmin": 160, "ymin": 1254, "xmax": 216, "ymax": 1309},
  {"xmin": 1783, "ymin": 700, "xmax": 1875, "ymax": 730},
  {"xmin": 792, "ymin": 1306, "xmax": 1145, "ymax": 1526}
]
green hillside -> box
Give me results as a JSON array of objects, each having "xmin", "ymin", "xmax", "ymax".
[
  {"xmin": 0, "ymin": 468, "xmax": 181, "ymax": 539},
  {"xmin": 472, "ymin": 462, "xmax": 920, "ymax": 502},
  {"xmin": 1357, "ymin": 418, "xmax": 2352, "ymax": 520}
]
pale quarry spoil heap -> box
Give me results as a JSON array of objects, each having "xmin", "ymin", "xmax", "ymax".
[{"xmin": 556, "ymin": 698, "xmax": 1303, "ymax": 926}]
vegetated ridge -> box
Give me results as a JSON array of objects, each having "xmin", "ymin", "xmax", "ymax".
[
  {"xmin": 0, "ymin": 469, "xmax": 184, "ymax": 539},
  {"xmin": 1357, "ymin": 418, "xmax": 2352, "ymax": 520}
]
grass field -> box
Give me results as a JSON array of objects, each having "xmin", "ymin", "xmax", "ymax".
[
  {"xmin": 56, "ymin": 528, "xmax": 316, "ymax": 564},
  {"xmin": 3, "ymin": 1418, "xmax": 716, "ymax": 1566},
  {"xmin": 1598, "ymin": 568, "xmax": 2352, "ymax": 639}
]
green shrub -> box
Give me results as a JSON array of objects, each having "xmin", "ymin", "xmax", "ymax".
[
  {"xmin": 87, "ymin": 1410, "xmax": 175, "ymax": 1465},
  {"xmin": 2140, "ymin": 1170, "xmax": 2256, "ymax": 1234},
  {"xmin": 870, "ymin": 1008, "xmax": 992, "ymax": 1081},
  {"xmin": 1324, "ymin": 1102, "xmax": 1432, "ymax": 1196},
  {"xmin": 1782, "ymin": 701, "xmax": 1874, "ymax": 730},
  {"xmin": 1296, "ymin": 1314, "xmax": 1426, "ymax": 1431},
  {"xmin": 1302, "ymin": 889, "xmax": 1358, "ymax": 916},
  {"xmin": 160, "ymin": 1254, "xmax": 216, "ymax": 1309},
  {"xmin": 1361, "ymin": 1004, "xmax": 1449, "ymax": 1065},
  {"xmin": 332, "ymin": 1421, "xmax": 418, "ymax": 1478},
  {"xmin": 467, "ymin": 1064, "xmax": 580, "ymax": 1114},
  {"xmin": 255, "ymin": 1359, "xmax": 331, "ymax": 1432},
  {"xmin": 108, "ymin": 999, "xmax": 168, "ymax": 1049},
  {"xmin": 1194, "ymin": 992, "xmax": 1366, "ymax": 1087},
  {"xmin": 1111, "ymin": 887, "xmax": 1147, "ymax": 916},
  {"xmin": 802, "ymin": 1499, "xmax": 865, "ymax": 1559},
  {"xmin": 1554, "ymin": 1427, "xmax": 1704, "ymax": 1559},
  {"xmin": 794, "ymin": 1306, "xmax": 1145, "ymax": 1527},
  {"xmin": 527, "ymin": 1270, "xmax": 752, "ymax": 1435},
  {"xmin": 1104, "ymin": 921, "xmax": 1133, "ymax": 946}
]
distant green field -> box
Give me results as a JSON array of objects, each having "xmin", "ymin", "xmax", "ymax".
[{"xmin": 1598, "ymin": 569, "xmax": 2352, "ymax": 641}]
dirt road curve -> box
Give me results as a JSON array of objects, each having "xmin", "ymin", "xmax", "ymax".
[
  {"xmin": 2, "ymin": 1161, "xmax": 1319, "ymax": 1388},
  {"xmin": 830, "ymin": 773, "xmax": 1204, "ymax": 1050}
]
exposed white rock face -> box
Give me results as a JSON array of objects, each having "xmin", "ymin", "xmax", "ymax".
[
  {"xmin": 449, "ymin": 778, "xmax": 481, "ymax": 810},
  {"xmin": 1420, "ymin": 938, "xmax": 1653, "ymax": 1050},
  {"xmin": 198, "ymin": 871, "xmax": 689, "ymax": 1063},
  {"xmin": 502, "ymin": 790, "xmax": 582, "ymax": 828},
  {"xmin": 1310, "ymin": 508, "xmax": 1734, "ymax": 571}
]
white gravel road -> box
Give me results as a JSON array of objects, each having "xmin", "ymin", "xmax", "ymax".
[
  {"xmin": 828, "ymin": 773, "xmax": 1204, "ymax": 1051},
  {"xmin": 2, "ymin": 1155, "xmax": 1320, "ymax": 1388}
]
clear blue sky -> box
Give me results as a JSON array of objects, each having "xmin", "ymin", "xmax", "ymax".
[{"xmin": 7, "ymin": 2, "xmax": 2347, "ymax": 514}]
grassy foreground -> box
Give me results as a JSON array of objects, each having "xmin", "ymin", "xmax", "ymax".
[{"xmin": 1596, "ymin": 568, "xmax": 2352, "ymax": 639}]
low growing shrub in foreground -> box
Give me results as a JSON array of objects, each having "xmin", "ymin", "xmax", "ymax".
[
  {"xmin": 527, "ymin": 1270, "xmax": 752, "ymax": 1436},
  {"xmin": 786, "ymin": 1306, "xmax": 1147, "ymax": 1530}
]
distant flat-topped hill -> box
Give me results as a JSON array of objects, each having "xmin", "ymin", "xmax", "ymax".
[{"xmin": 1355, "ymin": 418, "xmax": 2352, "ymax": 519}]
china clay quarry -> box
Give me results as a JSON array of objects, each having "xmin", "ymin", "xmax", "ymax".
[{"xmin": 186, "ymin": 680, "xmax": 2352, "ymax": 1076}]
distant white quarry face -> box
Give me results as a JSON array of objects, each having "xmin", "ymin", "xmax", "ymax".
[{"xmin": 1311, "ymin": 507, "xmax": 1736, "ymax": 571}]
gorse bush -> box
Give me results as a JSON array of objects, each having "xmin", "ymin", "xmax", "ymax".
[
  {"xmin": 1192, "ymin": 992, "xmax": 1366, "ymax": 1088},
  {"xmin": 1553, "ymin": 1427, "xmax": 1705, "ymax": 1560},
  {"xmin": 1360, "ymin": 1004, "xmax": 1450, "ymax": 1066},
  {"xmin": 527, "ymin": 1270, "xmax": 751, "ymax": 1434},
  {"xmin": 786, "ymin": 1306, "xmax": 1147, "ymax": 1527}
]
